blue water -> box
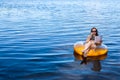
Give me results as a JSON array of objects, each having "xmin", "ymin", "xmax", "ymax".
[{"xmin": 0, "ymin": 0, "xmax": 120, "ymax": 80}]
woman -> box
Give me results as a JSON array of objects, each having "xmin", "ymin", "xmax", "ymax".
[{"xmin": 82, "ymin": 27, "xmax": 102, "ymax": 57}]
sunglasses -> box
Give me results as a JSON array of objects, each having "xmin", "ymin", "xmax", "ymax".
[{"xmin": 91, "ymin": 31, "xmax": 97, "ymax": 32}]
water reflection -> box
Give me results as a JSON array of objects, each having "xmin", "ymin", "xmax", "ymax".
[
  {"xmin": 74, "ymin": 52, "xmax": 107, "ymax": 72},
  {"xmin": 91, "ymin": 60, "xmax": 101, "ymax": 71}
]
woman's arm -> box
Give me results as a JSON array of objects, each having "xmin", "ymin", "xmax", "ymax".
[{"xmin": 86, "ymin": 35, "xmax": 91, "ymax": 43}]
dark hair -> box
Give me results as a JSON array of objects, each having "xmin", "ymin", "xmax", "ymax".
[{"xmin": 91, "ymin": 27, "xmax": 99, "ymax": 36}]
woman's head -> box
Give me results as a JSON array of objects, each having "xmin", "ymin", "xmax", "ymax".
[{"xmin": 91, "ymin": 27, "xmax": 98, "ymax": 36}]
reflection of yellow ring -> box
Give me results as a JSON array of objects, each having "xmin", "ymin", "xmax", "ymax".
[
  {"xmin": 74, "ymin": 41, "xmax": 108, "ymax": 57},
  {"xmin": 74, "ymin": 52, "xmax": 107, "ymax": 60}
]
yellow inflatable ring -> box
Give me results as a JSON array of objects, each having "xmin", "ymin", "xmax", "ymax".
[
  {"xmin": 74, "ymin": 52, "xmax": 107, "ymax": 60},
  {"xmin": 74, "ymin": 41, "xmax": 108, "ymax": 57}
]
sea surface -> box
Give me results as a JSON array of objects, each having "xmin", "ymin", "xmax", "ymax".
[{"xmin": 0, "ymin": 0, "xmax": 120, "ymax": 80}]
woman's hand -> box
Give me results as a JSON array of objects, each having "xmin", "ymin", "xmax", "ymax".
[{"xmin": 90, "ymin": 33, "xmax": 94, "ymax": 38}]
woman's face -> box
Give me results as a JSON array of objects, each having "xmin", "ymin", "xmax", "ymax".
[{"xmin": 91, "ymin": 29, "xmax": 97, "ymax": 35}]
